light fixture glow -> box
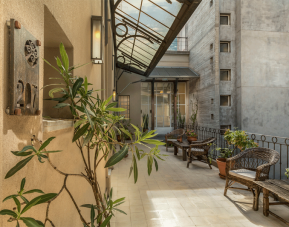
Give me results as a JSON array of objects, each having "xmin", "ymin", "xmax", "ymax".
[
  {"xmin": 112, "ymin": 89, "xmax": 116, "ymax": 102},
  {"xmin": 91, "ymin": 16, "xmax": 103, "ymax": 64}
]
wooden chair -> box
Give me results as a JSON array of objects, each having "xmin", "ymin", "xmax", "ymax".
[
  {"xmin": 165, "ymin": 129, "xmax": 185, "ymax": 151},
  {"xmin": 187, "ymin": 137, "xmax": 216, "ymax": 169},
  {"xmin": 224, "ymin": 147, "xmax": 280, "ymax": 211}
]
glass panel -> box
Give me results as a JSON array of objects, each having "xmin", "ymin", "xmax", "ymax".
[
  {"xmin": 179, "ymin": 105, "xmax": 185, "ymax": 115},
  {"xmin": 220, "ymin": 16, "xmax": 229, "ymax": 25},
  {"xmin": 157, "ymin": 117, "xmax": 163, "ymax": 127},
  {"xmin": 177, "ymin": 82, "xmax": 186, "ymax": 93},
  {"xmin": 220, "ymin": 42, "xmax": 229, "ymax": 52},
  {"xmin": 220, "ymin": 70, "xmax": 230, "ymax": 81},
  {"xmin": 220, "ymin": 96, "xmax": 230, "ymax": 106},
  {"xmin": 178, "ymin": 94, "xmax": 185, "ymax": 105}
]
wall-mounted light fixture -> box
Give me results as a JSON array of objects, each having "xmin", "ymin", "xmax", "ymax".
[
  {"xmin": 91, "ymin": 16, "xmax": 103, "ymax": 64},
  {"xmin": 112, "ymin": 89, "xmax": 116, "ymax": 102}
]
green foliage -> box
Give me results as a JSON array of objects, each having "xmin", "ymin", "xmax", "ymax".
[
  {"xmin": 285, "ymin": 168, "xmax": 289, "ymax": 179},
  {"xmin": 217, "ymin": 147, "xmax": 233, "ymax": 159},
  {"xmin": 190, "ymin": 102, "xmax": 198, "ymax": 125},
  {"xmin": 185, "ymin": 130, "xmax": 197, "ymax": 137},
  {"xmin": 177, "ymin": 113, "xmax": 185, "ymax": 126},
  {"xmin": 3, "ymin": 43, "xmax": 166, "ymax": 227},
  {"xmin": 142, "ymin": 114, "xmax": 149, "ymax": 129},
  {"xmin": 0, "ymin": 178, "xmax": 55, "ymax": 227},
  {"xmin": 224, "ymin": 129, "xmax": 258, "ymax": 151}
]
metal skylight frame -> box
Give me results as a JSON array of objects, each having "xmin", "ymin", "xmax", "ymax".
[{"xmin": 110, "ymin": 0, "xmax": 202, "ymax": 77}]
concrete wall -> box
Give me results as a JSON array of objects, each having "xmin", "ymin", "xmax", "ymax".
[
  {"xmin": 157, "ymin": 51, "xmax": 190, "ymax": 67},
  {"xmin": 187, "ymin": 0, "xmax": 219, "ymax": 128},
  {"xmin": 238, "ymin": 0, "xmax": 289, "ymax": 137},
  {"xmin": 0, "ymin": 0, "xmax": 114, "ymax": 226}
]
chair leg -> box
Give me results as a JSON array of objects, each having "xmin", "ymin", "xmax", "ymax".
[
  {"xmin": 206, "ymin": 155, "xmax": 212, "ymax": 169},
  {"xmin": 253, "ymin": 187, "xmax": 261, "ymax": 211},
  {"xmin": 187, "ymin": 154, "xmax": 192, "ymax": 168},
  {"xmin": 224, "ymin": 178, "xmax": 230, "ymax": 196}
]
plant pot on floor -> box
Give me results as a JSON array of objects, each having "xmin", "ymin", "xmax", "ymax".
[
  {"xmin": 187, "ymin": 136, "xmax": 197, "ymax": 143},
  {"xmin": 177, "ymin": 137, "xmax": 183, "ymax": 143},
  {"xmin": 216, "ymin": 158, "xmax": 227, "ymax": 179}
]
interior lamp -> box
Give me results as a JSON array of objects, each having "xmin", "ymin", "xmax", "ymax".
[{"xmin": 91, "ymin": 16, "xmax": 103, "ymax": 64}]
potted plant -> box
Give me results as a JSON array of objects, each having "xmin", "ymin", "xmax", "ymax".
[
  {"xmin": 186, "ymin": 129, "xmax": 198, "ymax": 143},
  {"xmin": 142, "ymin": 114, "xmax": 149, "ymax": 132},
  {"xmin": 216, "ymin": 129, "xmax": 258, "ymax": 179},
  {"xmin": 216, "ymin": 148, "xmax": 233, "ymax": 179}
]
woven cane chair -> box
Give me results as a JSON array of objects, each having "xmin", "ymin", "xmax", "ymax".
[
  {"xmin": 187, "ymin": 137, "xmax": 216, "ymax": 169},
  {"xmin": 224, "ymin": 147, "xmax": 280, "ymax": 211},
  {"xmin": 165, "ymin": 129, "xmax": 185, "ymax": 151}
]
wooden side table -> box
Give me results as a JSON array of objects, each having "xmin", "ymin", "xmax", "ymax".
[
  {"xmin": 172, "ymin": 140, "xmax": 191, "ymax": 161},
  {"xmin": 254, "ymin": 179, "xmax": 289, "ymax": 226}
]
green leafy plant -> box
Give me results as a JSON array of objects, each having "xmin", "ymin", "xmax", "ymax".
[
  {"xmin": 0, "ymin": 178, "xmax": 57, "ymax": 227},
  {"xmin": 1, "ymin": 43, "xmax": 166, "ymax": 227},
  {"xmin": 177, "ymin": 113, "xmax": 185, "ymax": 127},
  {"xmin": 285, "ymin": 168, "xmax": 289, "ymax": 179},
  {"xmin": 224, "ymin": 129, "xmax": 258, "ymax": 151},
  {"xmin": 185, "ymin": 130, "xmax": 197, "ymax": 138},
  {"xmin": 190, "ymin": 101, "xmax": 198, "ymax": 125},
  {"xmin": 217, "ymin": 147, "xmax": 233, "ymax": 159},
  {"xmin": 142, "ymin": 114, "xmax": 149, "ymax": 130}
]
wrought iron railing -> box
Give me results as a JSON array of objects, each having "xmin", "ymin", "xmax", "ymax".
[
  {"xmin": 179, "ymin": 124, "xmax": 289, "ymax": 180},
  {"xmin": 168, "ymin": 37, "xmax": 188, "ymax": 51}
]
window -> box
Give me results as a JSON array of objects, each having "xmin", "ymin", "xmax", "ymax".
[
  {"xmin": 220, "ymin": 125, "xmax": 231, "ymax": 134},
  {"xmin": 220, "ymin": 41, "xmax": 230, "ymax": 52},
  {"xmin": 220, "ymin": 95, "xmax": 231, "ymax": 106},
  {"xmin": 220, "ymin": 69, "xmax": 231, "ymax": 81},
  {"xmin": 210, "ymin": 57, "xmax": 213, "ymax": 64},
  {"xmin": 210, "ymin": 0, "xmax": 213, "ymax": 7},
  {"xmin": 210, "ymin": 43, "xmax": 213, "ymax": 50},
  {"xmin": 211, "ymin": 99, "xmax": 214, "ymax": 104},
  {"xmin": 211, "ymin": 114, "xmax": 214, "ymax": 120},
  {"xmin": 118, "ymin": 95, "xmax": 130, "ymax": 118},
  {"xmin": 220, "ymin": 14, "xmax": 230, "ymax": 25}
]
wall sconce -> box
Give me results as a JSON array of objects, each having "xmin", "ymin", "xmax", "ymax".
[
  {"xmin": 91, "ymin": 16, "xmax": 103, "ymax": 64},
  {"xmin": 112, "ymin": 89, "xmax": 117, "ymax": 102}
]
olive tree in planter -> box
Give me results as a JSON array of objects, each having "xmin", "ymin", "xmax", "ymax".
[{"xmin": 0, "ymin": 43, "xmax": 165, "ymax": 227}]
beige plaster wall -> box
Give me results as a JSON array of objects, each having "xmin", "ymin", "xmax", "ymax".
[{"xmin": 0, "ymin": 0, "xmax": 114, "ymax": 226}]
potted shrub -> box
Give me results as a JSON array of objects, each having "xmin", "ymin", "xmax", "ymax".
[
  {"xmin": 216, "ymin": 148, "xmax": 233, "ymax": 179},
  {"xmin": 216, "ymin": 129, "xmax": 258, "ymax": 179},
  {"xmin": 142, "ymin": 114, "xmax": 149, "ymax": 132},
  {"xmin": 186, "ymin": 130, "xmax": 198, "ymax": 143}
]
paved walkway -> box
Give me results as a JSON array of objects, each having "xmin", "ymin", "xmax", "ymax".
[{"xmin": 110, "ymin": 144, "xmax": 287, "ymax": 227}]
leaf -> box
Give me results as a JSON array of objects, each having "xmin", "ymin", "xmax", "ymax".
[
  {"xmin": 74, "ymin": 119, "xmax": 87, "ymax": 128},
  {"xmin": 5, "ymin": 156, "xmax": 34, "ymax": 179},
  {"xmin": 147, "ymin": 156, "xmax": 153, "ymax": 176},
  {"xmin": 60, "ymin": 43, "xmax": 69, "ymax": 71},
  {"xmin": 80, "ymin": 204, "xmax": 99, "ymax": 210},
  {"xmin": 154, "ymin": 158, "xmax": 158, "ymax": 172},
  {"xmin": 42, "ymin": 150, "xmax": 62, "ymax": 154},
  {"xmin": 143, "ymin": 139, "xmax": 165, "ymax": 146},
  {"xmin": 23, "ymin": 189, "xmax": 44, "ymax": 195},
  {"xmin": 113, "ymin": 208, "xmax": 127, "ymax": 215},
  {"xmin": 19, "ymin": 145, "xmax": 37, "ymax": 153},
  {"xmin": 129, "ymin": 166, "xmax": 133, "ymax": 178},
  {"xmin": 84, "ymin": 77, "xmax": 88, "ymax": 93},
  {"xmin": 48, "ymin": 88, "xmax": 63, "ymax": 98},
  {"xmin": 135, "ymin": 147, "xmax": 140, "ymax": 160},
  {"xmin": 133, "ymin": 154, "xmax": 138, "ymax": 183},
  {"xmin": 39, "ymin": 137, "xmax": 55, "ymax": 151},
  {"xmin": 82, "ymin": 104, "xmax": 94, "ymax": 129},
  {"xmin": 21, "ymin": 198, "xmax": 41, "ymax": 214},
  {"xmin": 16, "ymin": 221, "xmax": 20, "ymax": 227},
  {"xmin": 20, "ymin": 196, "xmax": 29, "ymax": 204},
  {"xmin": 11, "ymin": 151, "xmax": 33, "ymax": 156},
  {"xmin": 72, "ymin": 78, "xmax": 84, "ymax": 98},
  {"xmin": 113, "ymin": 197, "xmax": 125, "ymax": 205},
  {"xmin": 107, "ymin": 107, "xmax": 126, "ymax": 112},
  {"xmin": 0, "ymin": 209, "xmax": 17, "ymax": 218},
  {"xmin": 42, "ymin": 58, "xmax": 60, "ymax": 73},
  {"xmin": 100, "ymin": 215, "xmax": 112, "ymax": 227},
  {"xmin": 3, "ymin": 194, "xmax": 18, "ymax": 202},
  {"xmin": 33, "ymin": 193, "xmax": 57, "ymax": 205},
  {"xmin": 37, "ymin": 156, "xmax": 44, "ymax": 163},
  {"xmin": 91, "ymin": 206, "xmax": 95, "ymax": 227},
  {"xmin": 73, "ymin": 123, "xmax": 90, "ymax": 142},
  {"xmin": 20, "ymin": 178, "xmax": 26, "ymax": 192},
  {"xmin": 106, "ymin": 102, "xmax": 117, "ymax": 109},
  {"xmin": 120, "ymin": 128, "xmax": 132, "ymax": 140},
  {"xmin": 13, "ymin": 197, "xmax": 21, "ymax": 212},
  {"xmin": 83, "ymin": 130, "xmax": 93, "ymax": 147},
  {"xmin": 36, "ymin": 220, "xmax": 44, "ymax": 227},
  {"xmin": 53, "ymin": 103, "xmax": 70, "ymax": 108},
  {"xmin": 20, "ymin": 217, "xmax": 42, "ymax": 227},
  {"xmin": 105, "ymin": 145, "xmax": 128, "ymax": 168}
]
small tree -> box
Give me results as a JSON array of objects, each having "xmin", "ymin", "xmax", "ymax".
[{"xmin": 0, "ymin": 43, "xmax": 165, "ymax": 227}]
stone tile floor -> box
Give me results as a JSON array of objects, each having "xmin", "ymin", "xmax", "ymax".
[{"xmin": 110, "ymin": 144, "xmax": 288, "ymax": 227}]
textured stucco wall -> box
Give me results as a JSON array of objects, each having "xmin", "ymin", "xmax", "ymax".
[
  {"xmin": 238, "ymin": 0, "xmax": 289, "ymax": 137},
  {"xmin": 0, "ymin": 0, "xmax": 113, "ymax": 226}
]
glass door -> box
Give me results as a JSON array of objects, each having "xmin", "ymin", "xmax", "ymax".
[
  {"xmin": 155, "ymin": 82, "xmax": 174, "ymax": 134},
  {"xmin": 141, "ymin": 82, "xmax": 151, "ymax": 130}
]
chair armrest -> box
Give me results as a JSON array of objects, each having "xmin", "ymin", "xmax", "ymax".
[{"xmin": 255, "ymin": 163, "xmax": 272, "ymax": 181}]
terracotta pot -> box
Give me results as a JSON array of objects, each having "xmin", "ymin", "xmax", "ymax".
[
  {"xmin": 216, "ymin": 158, "xmax": 227, "ymax": 179},
  {"xmin": 187, "ymin": 136, "xmax": 197, "ymax": 143},
  {"xmin": 177, "ymin": 137, "xmax": 183, "ymax": 143}
]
